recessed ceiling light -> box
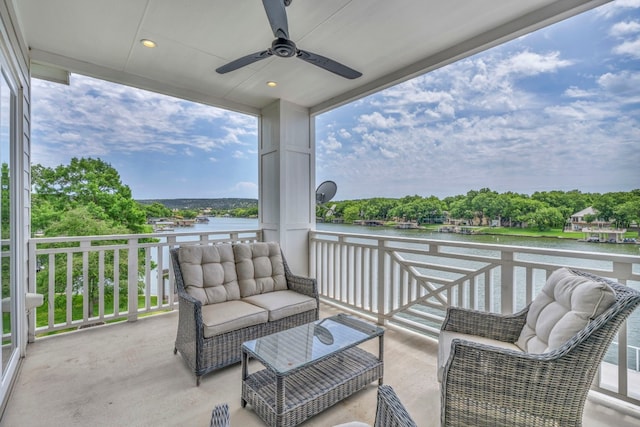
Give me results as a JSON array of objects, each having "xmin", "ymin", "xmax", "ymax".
[
  {"xmin": 141, "ymin": 39, "xmax": 157, "ymax": 48},
  {"xmin": 266, "ymin": 81, "xmax": 277, "ymax": 87}
]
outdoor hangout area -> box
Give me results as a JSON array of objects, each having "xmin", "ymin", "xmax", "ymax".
[
  {"xmin": 2, "ymin": 1, "xmax": 640, "ymax": 425},
  {"xmin": 4, "ymin": 240, "xmax": 640, "ymax": 426}
]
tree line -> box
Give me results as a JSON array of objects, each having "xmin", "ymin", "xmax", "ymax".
[
  {"xmin": 28, "ymin": 157, "xmax": 638, "ymax": 321},
  {"xmin": 318, "ymin": 188, "xmax": 640, "ymax": 231},
  {"xmin": 32, "ymin": 158, "xmax": 640, "ymax": 236}
]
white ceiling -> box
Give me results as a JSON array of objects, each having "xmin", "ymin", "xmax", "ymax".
[{"xmin": 15, "ymin": 0, "xmax": 610, "ymax": 116}]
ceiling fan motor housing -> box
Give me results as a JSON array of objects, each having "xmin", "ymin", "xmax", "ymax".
[{"xmin": 272, "ymin": 38, "xmax": 297, "ymax": 57}]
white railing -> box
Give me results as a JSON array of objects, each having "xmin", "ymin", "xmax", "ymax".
[
  {"xmin": 24, "ymin": 228, "xmax": 640, "ymax": 406},
  {"xmin": 27, "ymin": 229, "xmax": 261, "ymax": 337},
  {"xmin": 310, "ymin": 230, "xmax": 640, "ymax": 405}
]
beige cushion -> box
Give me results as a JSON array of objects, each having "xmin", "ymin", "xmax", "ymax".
[
  {"xmin": 234, "ymin": 242, "xmax": 287, "ymax": 297},
  {"xmin": 242, "ymin": 290, "xmax": 317, "ymax": 322},
  {"xmin": 178, "ymin": 245, "xmax": 240, "ymax": 304},
  {"xmin": 515, "ymin": 267, "xmax": 616, "ymax": 354},
  {"xmin": 437, "ymin": 330, "xmax": 521, "ymax": 382},
  {"xmin": 201, "ymin": 300, "xmax": 268, "ymax": 338}
]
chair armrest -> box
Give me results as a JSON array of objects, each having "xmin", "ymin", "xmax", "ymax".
[
  {"xmin": 374, "ymin": 385, "xmax": 417, "ymax": 427},
  {"xmin": 281, "ymin": 250, "xmax": 319, "ymax": 301},
  {"xmin": 286, "ymin": 273, "xmax": 318, "ymax": 297},
  {"xmin": 442, "ymin": 306, "xmax": 528, "ymax": 342}
]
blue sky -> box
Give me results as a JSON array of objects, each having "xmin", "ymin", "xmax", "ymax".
[{"xmin": 32, "ymin": 0, "xmax": 640, "ymax": 201}]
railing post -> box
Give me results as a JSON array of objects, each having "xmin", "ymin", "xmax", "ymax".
[
  {"xmin": 27, "ymin": 240, "xmax": 36, "ymax": 343},
  {"xmin": 377, "ymin": 238, "xmax": 385, "ymax": 325},
  {"xmin": 167, "ymin": 235, "xmax": 177, "ymax": 307},
  {"xmin": 501, "ymin": 250, "xmax": 514, "ymax": 314},
  {"xmin": 128, "ymin": 237, "xmax": 138, "ymax": 322},
  {"xmin": 309, "ymin": 232, "xmax": 316, "ymax": 281}
]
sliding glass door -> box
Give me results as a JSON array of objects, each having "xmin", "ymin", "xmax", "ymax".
[{"xmin": 0, "ymin": 59, "xmax": 18, "ymax": 401}]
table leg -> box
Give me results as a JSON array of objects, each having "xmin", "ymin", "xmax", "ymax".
[
  {"xmin": 241, "ymin": 350, "xmax": 248, "ymax": 408},
  {"xmin": 276, "ymin": 375, "xmax": 285, "ymax": 426},
  {"xmin": 378, "ymin": 334, "xmax": 384, "ymax": 385}
]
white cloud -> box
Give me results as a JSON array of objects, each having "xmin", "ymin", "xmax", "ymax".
[
  {"xmin": 31, "ymin": 74, "xmax": 258, "ymax": 167},
  {"xmin": 320, "ymin": 135, "xmax": 342, "ymax": 152},
  {"xmin": 564, "ymin": 87, "xmax": 594, "ymax": 98},
  {"xmin": 597, "ymin": 0, "xmax": 640, "ymax": 18},
  {"xmin": 358, "ymin": 111, "xmax": 399, "ymax": 129},
  {"xmin": 379, "ymin": 147, "xmax": 399, "ymax": 159},
  {"xmin": 610, "ymin": 20, "xmax": 640, "ymax": 36},
  {"xmin": 209, "ymin": 157, "xmax": 218, "ymax": 162},
  {"xmin": 495, "ymin": 51, "xmax": 572, "ymax": 78},
  {"xmin": 598, "ymin": 70, "xmax": 640, "ymax": 94},
  {"xmin": 232, "ymin": 150, "xmax": 246, "ymax": 159},
  {"xmin": 338, "ymin": 128, "xmax": 351, "ymax": 139},
  {"xmin": 612, "ymin": 36, "xmax": 640, "ymax": 57}
]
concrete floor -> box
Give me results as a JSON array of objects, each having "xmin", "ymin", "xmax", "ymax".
[{"xmin": 1, "ymin": 304, "xmax": 638, "ymax": 427}]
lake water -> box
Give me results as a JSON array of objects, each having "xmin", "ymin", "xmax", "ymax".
[
  {"xmin": 180, "ymin": 216, "xmax": 640, "ymax": 256},
  {"xmin": 167, "ymin": 217, "xmax": 640, "ymax": 369}
]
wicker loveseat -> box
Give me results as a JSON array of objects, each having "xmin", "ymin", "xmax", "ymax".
[
  {"xmin": 170, "ymin": 241, "xmax": 319, "ymax": 385},
  {"xmin": 438, "ymin": 268, "xmax": 640, "ymax": 427}
]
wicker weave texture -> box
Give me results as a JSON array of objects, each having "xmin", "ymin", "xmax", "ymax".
[
  {"xmin": 209, "ymin": 403, "xmax": 230, "ymax": 427},
  {"xmin": 243, "ymin": 346, "xmax": 383, "ymax": 427},
  {"xmin": 374, "ymin": 385, "xmax": 417, "ymax": 427},
  {"xmin": 440, "ymin": 269, "xmax": 640, "ymax": 427},
  {"xmin": 170, "ymin": 246, "xmax": 319, "ymax": 385}
]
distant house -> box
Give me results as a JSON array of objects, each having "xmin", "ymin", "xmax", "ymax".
[{"xmin": 569, "ymin": 206, "xmax": 611, "ymax": 231}]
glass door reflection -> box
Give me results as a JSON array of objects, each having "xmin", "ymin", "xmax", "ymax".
[{"xmin": 0, "ymin": 70, "xmax": 15, "ymax": 375}]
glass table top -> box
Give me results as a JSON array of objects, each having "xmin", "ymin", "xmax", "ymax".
[{"xmin": 242, "ymin": 314, "xmax": 384, "ymax": 375}]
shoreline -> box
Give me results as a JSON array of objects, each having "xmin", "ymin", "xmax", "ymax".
[{"xmin": 337, "ymin": 220, "xmax": 639, "ymax": 243}]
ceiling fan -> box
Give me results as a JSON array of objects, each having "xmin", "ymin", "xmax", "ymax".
[{"xmin": 215, "ymin": 0, "xmax": 362, "ymax": 79}]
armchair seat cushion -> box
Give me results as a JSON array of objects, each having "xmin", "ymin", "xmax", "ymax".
[
  {"xmin": 201, "ymin": 300, "xmax": 268, "ymax": 338},
  {"xmin": 437, "ymin": 331, "xmax": 521, "ymax": 382},
  {"xmin": 515, "ymin": 267, "xmax": 616, "ymax": 353},
  {"xmin": 242, "ymin": 290, "xmax": 318, "ymax": 322}
]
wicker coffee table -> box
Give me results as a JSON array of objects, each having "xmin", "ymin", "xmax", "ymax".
[{"xmin": 241, "ymin": 314, "xmax": 384, "ymax": 427}]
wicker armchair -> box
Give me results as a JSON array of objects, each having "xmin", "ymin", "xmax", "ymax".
[
  {"xmin": 374, "ymin": 385, "xmax": 417, "ymax": 427},
  {"xmin": 439, "ymin": 269, "xmax": 640, "ymax": 427}
]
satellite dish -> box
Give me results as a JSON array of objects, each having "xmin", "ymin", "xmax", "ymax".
[{"xmin": 315, "ymin": 180, "xmax": 337, "ymax": 205}]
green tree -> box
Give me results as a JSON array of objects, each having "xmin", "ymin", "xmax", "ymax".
[
  {"xmin": 31, "ymin": 158, "xmax": 152, "ymax": 318},
  {"xmin": 583, "ymin": 213, "xmax": 597, "ymax": 226},
  {"xmin": 471, "ymin": 189, "xmax": 500, "ymax": 225},
  {"xmin": 142, "ymin": 202, "xmax": 172, "ymax": 219},
  {"xmin": 32, "ymin": 157, "xmax": 148, "ymax": 233},
  {"xmin": 526, "ymin": 207, "xmax": 565, "ymax": 231},
  {"xmin": 612, "ymin": 200, "xmax": 640, "ymax": 229},
  {"xmin": 342, "ymin": 204, "xmax": 363, "ymax": 222}
]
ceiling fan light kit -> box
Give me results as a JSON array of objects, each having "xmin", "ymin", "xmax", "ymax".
[{"xmin": 216, "ymin": 0, "xmax": 361, "ymax": 79}]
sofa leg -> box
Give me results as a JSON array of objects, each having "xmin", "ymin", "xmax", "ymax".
[
  {"xmin": 173, "ymin": 346, "xmax": 177, "ymax": 355},
  {"xmin": 196, "ymin": 375, "xmax": 201, "ymax": 387}
]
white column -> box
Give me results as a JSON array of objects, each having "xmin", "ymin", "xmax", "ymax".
[{"xmin": 259, "ymin": 100, "xmax": 315, "ymax": 276}]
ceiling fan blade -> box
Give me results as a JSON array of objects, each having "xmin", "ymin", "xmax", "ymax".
[
  {"xmin": 216, "ymin": 50, "xmax": 272, "ymax": 74},
  {"xmin": 262, "ymin": 0, "xmax": 289, "ymax": 39},
  {"xmin": 297, "ymin": 49, "xmax": 362, "ymax": 79}
]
